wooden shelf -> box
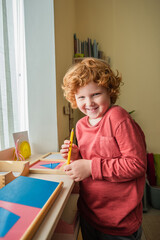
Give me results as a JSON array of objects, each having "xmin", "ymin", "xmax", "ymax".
[{"xmin": 73, "ymin": 57, "xmax": 110, "ymax": 64}]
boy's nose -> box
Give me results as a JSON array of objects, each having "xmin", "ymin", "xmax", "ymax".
[{"xmin": 86, "ymin": 97, "xmax": 93, "ymax": 106}]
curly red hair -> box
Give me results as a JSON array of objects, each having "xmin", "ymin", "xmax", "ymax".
[{"xmin": 62, "ymin": 57, "xmax": 122, "ymax": 108}]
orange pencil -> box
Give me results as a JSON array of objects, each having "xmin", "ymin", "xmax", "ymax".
[{"xmin": 67, "ymin": 128, "xmax": 74, "ymax": 164}]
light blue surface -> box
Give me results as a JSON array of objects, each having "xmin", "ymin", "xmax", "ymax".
[{"xmin": 44, "ymin": 154, "xmax": 64, "ymax": 160}]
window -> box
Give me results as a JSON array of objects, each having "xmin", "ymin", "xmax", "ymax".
[{"xmin": 0, "ymin": 0, "xmax": 28, "ymax": 150}]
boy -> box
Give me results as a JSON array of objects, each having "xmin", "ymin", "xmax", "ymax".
[{"xmin": 60, "ymin": 58, "xmax": 146, "ymax": 240}]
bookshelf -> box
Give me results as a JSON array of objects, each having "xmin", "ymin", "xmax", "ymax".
[
  {"xmin": 74, "ymin": 34, "xmax": 105, "ymax": 60},
  {"xmin": 73, "ymin": 57, "xmax": 110, "ymax": 65},
  {"xmin": 73, "ymin": 34, "xmax": 110, "ymax": 64}
]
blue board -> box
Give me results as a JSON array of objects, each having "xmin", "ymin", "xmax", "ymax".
[
  {"xmin": 0, "ymin": 176, "xmax": 60, "ymax": 208},
  {"xmin": 0, "ymin": 176, "xmax": 63, "ymax": 239}
]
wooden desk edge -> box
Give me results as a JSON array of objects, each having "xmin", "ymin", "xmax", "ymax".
[{"xmin": 30, "ymin": 173, "xmax": 75, "ymax": 240}]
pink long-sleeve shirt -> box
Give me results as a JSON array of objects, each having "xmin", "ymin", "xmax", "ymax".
[{"xmin": 76, "ymin": 105, "xmax": 147, "ymax": 236}]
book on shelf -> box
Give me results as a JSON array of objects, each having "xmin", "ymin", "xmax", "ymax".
[
  {"xmin": 74, "ymin": 33, "xmax": 77, "ymax": 55},
  {"xmin": 88, "ymin": 38, "xmax": 91, "ymax": 57},
  {"xmin": 93, "ymin": 39, "xmax": 98, "ymax": 58},
  {"xmin": 73, "ymin": 34, "xmax": 108, "ymax": 62}
]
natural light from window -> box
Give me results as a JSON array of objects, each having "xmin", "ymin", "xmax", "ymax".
[{"xmin": 0, "ymin": 0, "xmax": 28, "ymax": 150}]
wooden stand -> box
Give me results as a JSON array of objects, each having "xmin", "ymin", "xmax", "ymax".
[
  {"xmin": 29, "ymin": 152, "xmax": 67, "ymax": 175},
  {"xmin": 0, "ymin": 147, "xmax": 15, "ymax": 160},
  {"xmin": 0, "ymin": 160, "xmax": 29, "ymax": 188},
  {"xmin": 29, "ymin": 159, "xmax": 67, "ymax": 175}
]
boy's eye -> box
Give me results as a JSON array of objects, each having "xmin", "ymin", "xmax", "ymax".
[
  {"xmin": 78, "ymin": 96, "xmax": 85, "ymax": 99},
  {"xmin": 93, "ymin": 93, "xmax": 101, "ymax": 96}
]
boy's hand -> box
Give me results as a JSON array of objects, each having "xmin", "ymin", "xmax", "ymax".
[
  {"xmin": 64, "ymin": 160, "xmax": 92, "ymax": 182},
  {"xmin": 60, "ymin": 140, "xmax": 80, "ymax": 160}
]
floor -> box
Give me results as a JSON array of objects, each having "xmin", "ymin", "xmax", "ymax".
[{"xmin": 142, "ymin": 207, "xmax": 160, "ymax": 240}]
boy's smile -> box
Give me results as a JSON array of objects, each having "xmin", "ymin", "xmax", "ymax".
[{"xmin": 75, "ymin": 81, "xmax": 111, "ymax": 125}]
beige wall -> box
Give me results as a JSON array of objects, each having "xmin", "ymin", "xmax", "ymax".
[
  {"xmin": 54, "ymin": 0, "xmax": 76, "ymax": 149},
  {"xmin": 112, "ymin": 0, "xmax": 160, "ymax": 153},
  {"xmin": 55, "ymin": 0, "xmax": 160, "ymax": 153}
]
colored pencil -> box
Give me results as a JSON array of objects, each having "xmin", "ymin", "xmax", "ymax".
[{"xmin": 67, "ymin": 128, "xmax": 74, "ymax": 164}]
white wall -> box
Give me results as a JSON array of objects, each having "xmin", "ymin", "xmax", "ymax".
[{"xmin": 24, "ymin": 0, "xmax": 58, "ymax": 153}]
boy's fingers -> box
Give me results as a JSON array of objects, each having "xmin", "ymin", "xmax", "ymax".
[
  {"xmin": 60, "ymin": 147, "xmax": 68, "ymax": 153},
  {"xmin": 61, "ymin": 144, "xmax": 69, "ymax": 150},
  {"xmin": 64, "ymin": 164, "xmax": 72, "ymax": 171},
  {"xmin": 64, "ymin": 140, "xmax": 70, "ymax": 144}
]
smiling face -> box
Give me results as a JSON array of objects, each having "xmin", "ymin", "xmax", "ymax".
[{"xmin": 75, "ymin": 81, "xmax": 111, "ymax": 125}]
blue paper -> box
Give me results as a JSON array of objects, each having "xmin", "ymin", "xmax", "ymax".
[
  {"xmin": 0, "ymin": 176, "xmax": 59, "ymax": 208},
  {"xmin": 0, "ymin": 207, "xmax": 20, "ymax": 237},
  {"xmin": 40, "ymin": 163, "xmax": 60, "ymax": 169}
]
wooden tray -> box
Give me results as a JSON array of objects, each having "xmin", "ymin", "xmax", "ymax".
[
  {"xmin": 29, "ymin": 159, "xmax": 67, "ymax": 175},
  {"xmin": 0, "ymin": 176, "xmax": 63, "ymax": 239},
  {"xmin": 0, "ymin": 161, "xmax": 29, "ymax": 189},
  {"xmin": 29, "ymin": 152, "xmax": 68, "ymax": 175}
]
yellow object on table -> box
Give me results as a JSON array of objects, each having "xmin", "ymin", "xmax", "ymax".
[
  {"xmin": 19, "ymin": 141, "xmax": 31, "ymax": 159},
  {"xmin": 67, "ymin": 128, "xmax": 74, "ymax": 164}
]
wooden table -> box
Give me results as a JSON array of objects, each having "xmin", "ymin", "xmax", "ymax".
[
  {"xmin": 0, "ymin": 150, "xmax": 75, "ymax": 239},
  {"xmin": 29, "ymin": 173, "xmax": 75, "ymax": 240},
  {"xmin": 27, "ymin": 154, "xmax": 75, "ymax": 240}
]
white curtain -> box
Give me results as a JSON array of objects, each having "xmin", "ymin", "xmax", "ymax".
[{"xmin": 0, "ymin": 0, "xmax": 28, "ymax": 150}]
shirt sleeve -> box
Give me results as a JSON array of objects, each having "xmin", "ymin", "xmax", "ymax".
[{"xmin": 91, "ymin": 118, "xmax": 147, "ymax": 182}]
